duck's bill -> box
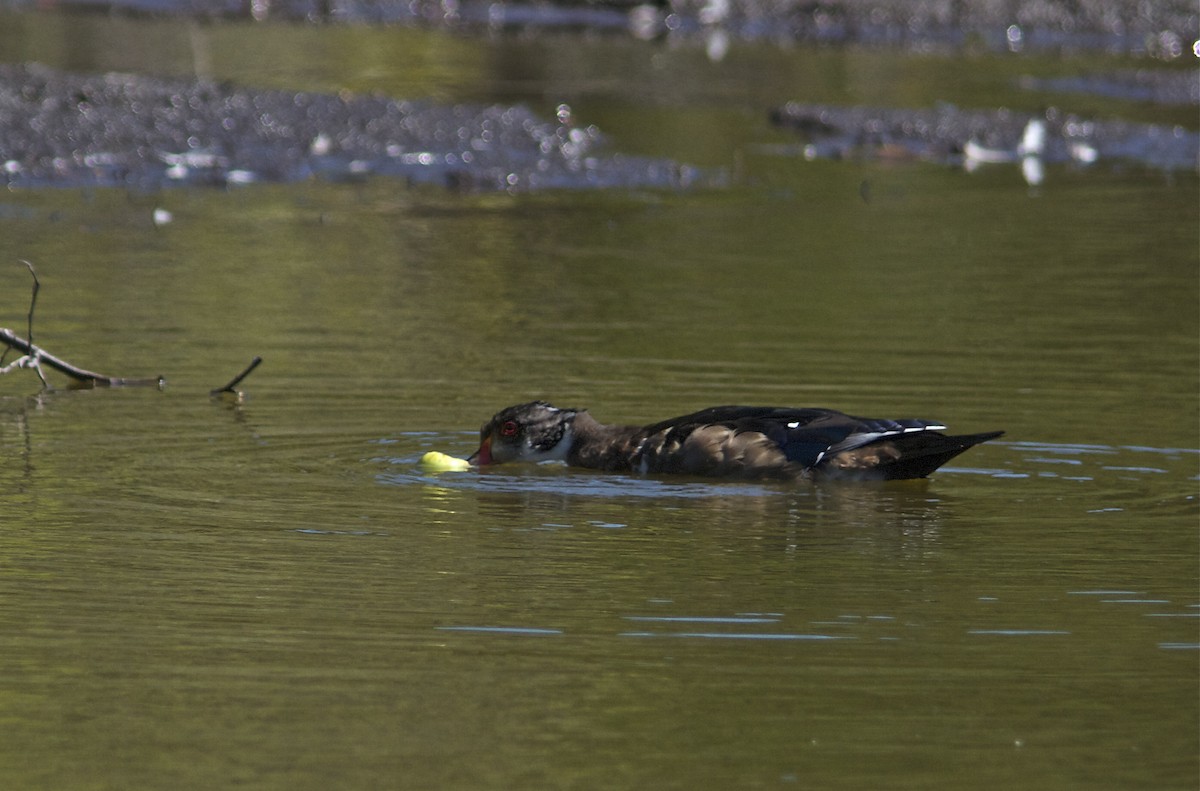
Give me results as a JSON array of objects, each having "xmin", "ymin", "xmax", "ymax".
[{"xmin": 467, "ymin": 437, "xmax": 492, "ymax": 466}]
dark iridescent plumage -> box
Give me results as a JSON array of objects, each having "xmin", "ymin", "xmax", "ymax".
[{"xmin": 469, "ymin": 401, "xmax": 1002, "ymax": 482}]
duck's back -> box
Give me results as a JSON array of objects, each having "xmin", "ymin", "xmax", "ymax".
[{"xmin": 632, "ymin": 405, "xmax": 1000, "ymax": 481}]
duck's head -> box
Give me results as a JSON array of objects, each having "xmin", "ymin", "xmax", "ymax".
[{"xmin": 468, "ymin": 401, "xmax": 578, "ymax": 466}]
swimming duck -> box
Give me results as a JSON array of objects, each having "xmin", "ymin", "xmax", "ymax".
[{"xmin": 468, "ymin": 401, "xmax": 1002, "ymax": 482}]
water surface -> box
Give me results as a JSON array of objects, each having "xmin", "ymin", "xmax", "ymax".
[{"xmin": 0, "ymin": 11, "xmax": 1197, "ymax": 791}]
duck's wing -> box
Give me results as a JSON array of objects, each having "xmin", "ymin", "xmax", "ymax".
[
  {"xmin": 636, "ymin": 406, "xmax": 838, "ymax": 472},
  {"xmin": 642, "ymin": 406, "xmax": 957, "ymax": 472},
  {"xmin": 643, "ymin": 405, "xmax": 845, "ymax": 437},
  {"xmin": 744, "ymin": 412, "xmax": 950, "ymax": 468}
]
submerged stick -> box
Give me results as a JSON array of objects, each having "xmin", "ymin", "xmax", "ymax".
[{"xmin": 210, "ymin": 356, "xmax": 263, "ymax": 396}]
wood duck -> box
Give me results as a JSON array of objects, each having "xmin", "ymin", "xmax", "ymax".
[{"xmin": 468, "ymin": 401, "xmax": 1002, "ymax": 482}]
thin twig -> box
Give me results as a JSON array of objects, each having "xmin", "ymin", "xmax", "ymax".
[
  {"xmin": 21, "ymin": 260, "xmax": 43, "ymax": 386},
  {"xmin": 210, "ymin": 356, "xmax": 263, "ymax": 396},
  {"xmin": 20, "ymin": 259, "xmax": 38, "ymax": 350}
]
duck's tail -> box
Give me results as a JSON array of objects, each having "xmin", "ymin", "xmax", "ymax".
[
  {"xmin": 819, "ymin": 430, "xmax": 1004, "ymax": 481},
  {"xmin": 881, "ymin": 430, "xmax": 1004, "ymax": 480}
]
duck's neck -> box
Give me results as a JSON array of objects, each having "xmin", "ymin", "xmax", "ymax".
[{"xmin": 565, "ymin": 411, "xmax": 648, "ymax": 471}]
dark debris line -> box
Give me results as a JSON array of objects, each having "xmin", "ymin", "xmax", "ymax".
[{"xmin": 0, "ymin": 63, "xmax": 707, "ymax": 191}]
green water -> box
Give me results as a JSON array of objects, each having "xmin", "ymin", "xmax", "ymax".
[{"xmin": 1, "ymin": 11, "xmax": 1197, "ymax": 791}]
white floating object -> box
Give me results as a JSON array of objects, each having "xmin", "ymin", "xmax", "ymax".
[
  {"xmin": 1069, "ymin": 141, "xmax": 1098, "ymax": 164},
  {"xmin": 1018, "ymin": 118, "xmax": 1047, "ymax": 158},
  {"xmin": 964, "ymin": 139, "xmax": 1015, "ymax": 165}
]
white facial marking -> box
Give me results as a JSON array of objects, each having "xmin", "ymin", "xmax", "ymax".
[{"xmin": 527, "ymin": 424, "xmax": 574, "ymax": 463}]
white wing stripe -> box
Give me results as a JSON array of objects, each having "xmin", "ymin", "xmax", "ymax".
[{"xmin": 827, "ymin": 424, "xmax": 947, "ymax": 454}]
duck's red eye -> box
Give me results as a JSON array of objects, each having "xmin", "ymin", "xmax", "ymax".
[{"xmin": 500, "ymin": 420, "xmax": 519, "ymax": 437}]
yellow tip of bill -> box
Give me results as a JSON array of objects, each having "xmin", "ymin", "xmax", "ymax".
[{"xmin": 418, "ymin": 451, "xmax": 471, "ymax": 472}]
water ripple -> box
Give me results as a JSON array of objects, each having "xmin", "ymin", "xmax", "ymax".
[
  {"xmin": 436, "ymin": 626, "xmax": 563, "ymax": 636},
  {"xmin": 968, "ymin": 630, "xmax": 1072, "ymax": 636},
  {"xmin": 622, "ymin": 632, "xmax": 848, "ymax": 641},
  {"xmin": 625, "ymin": 616, "xmax": 781, "ymax": 624}
]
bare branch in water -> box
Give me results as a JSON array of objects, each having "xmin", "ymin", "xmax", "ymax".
[
  {"xmin": 0, "ymin": 261, "xmax": 164, "ymax": 389},
  {"xmin": 0, "ymin": 327, "xmax": 163, "ymax": 387},
  {"xmin": 211, "ymin": 356, "xmax": 263, "ymax": 397}
]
